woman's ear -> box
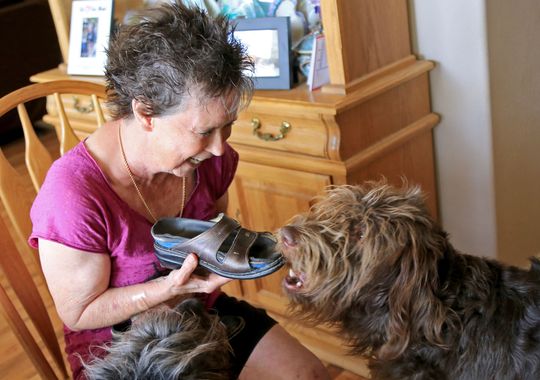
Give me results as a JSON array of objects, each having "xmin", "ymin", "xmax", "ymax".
[{"xmin": 131, "ymin": 99, "xmax": 153, "ymax": 131}]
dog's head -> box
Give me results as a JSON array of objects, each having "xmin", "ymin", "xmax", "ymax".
[
  {"xmin": 85, "ymin": 298, "xmax": 232, "ymax": 380},
  {"xmin": 277, "ymin": 182, "xmax": 450, "ymax": 358}
]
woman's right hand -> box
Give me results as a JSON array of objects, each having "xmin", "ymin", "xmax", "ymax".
[{"xmin": 163, "ymin": 253, "xmax": 232, "ymax": 296}]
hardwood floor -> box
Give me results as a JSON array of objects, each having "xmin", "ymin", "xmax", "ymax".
[{"xmin": 0, "ymin": 129, "xmax": 368, "ymax": 380}]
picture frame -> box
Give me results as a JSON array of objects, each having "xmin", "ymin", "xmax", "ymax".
[
  {"xmin": 232, "ymin": 17, "xmax": 292, "ymax": 90},
  {"xmin": 67, "ymin": 0, "xmax": 114, "ymax": 76}
]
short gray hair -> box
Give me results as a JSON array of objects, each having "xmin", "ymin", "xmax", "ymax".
[{"xmin": 105, "ymin": 1, "xmax": 254, "ymax": 120}]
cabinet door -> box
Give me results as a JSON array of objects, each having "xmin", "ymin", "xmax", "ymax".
[{"xmin": 226, "ymin": 160, "xmax": 331, "ymax": 312}]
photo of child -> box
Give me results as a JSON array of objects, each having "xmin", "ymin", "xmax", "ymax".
[{"xmin": 67, "ymin": 0, "xmax": 113, "ymax": 75}]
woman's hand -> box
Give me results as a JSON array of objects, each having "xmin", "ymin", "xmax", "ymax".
[{"xmin": 164, "ymin": 253, "xmax": 231, "ymax": 296}]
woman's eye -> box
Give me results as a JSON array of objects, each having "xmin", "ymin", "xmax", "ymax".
[{"xmin": 198, "ymin": 130, "xmax": 212, "ymax": 137}]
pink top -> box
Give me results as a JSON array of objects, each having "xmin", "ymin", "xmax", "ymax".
[{"xmin": 29, "ymin": 141, "xmax": 238, "ymax": 379}]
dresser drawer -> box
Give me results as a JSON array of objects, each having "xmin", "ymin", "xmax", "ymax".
[{"xmin": 229, "ymin": 110, "xmax": 329, "ymax": 158}]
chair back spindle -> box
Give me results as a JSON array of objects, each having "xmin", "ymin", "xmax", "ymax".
[{"xmin": 0, "ymin": 80, "xmax": 107, "ymax": 379}]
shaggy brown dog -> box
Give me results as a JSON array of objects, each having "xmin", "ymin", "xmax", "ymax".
[{"xmin": 278, "ymin": 183, "xmax": 540, "ymax": 380}]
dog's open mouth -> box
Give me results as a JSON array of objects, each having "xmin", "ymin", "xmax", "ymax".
[{"xmin": 284, "ymin": 268, "xmax": 305, "ymax": 291}]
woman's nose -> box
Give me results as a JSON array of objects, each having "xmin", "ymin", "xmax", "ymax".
[{"xmin": 206, "ymin": 130, "xmax": 226, "ymax": 156}]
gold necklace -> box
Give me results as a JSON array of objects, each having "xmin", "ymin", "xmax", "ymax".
[{"xmin": 118, "ymin": 123, "xmax": 186, "ymax": 223}]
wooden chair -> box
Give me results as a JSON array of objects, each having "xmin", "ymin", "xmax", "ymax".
[{"xmin": 0, "ymin": 80, "xmax": 106, "ymax": 379}]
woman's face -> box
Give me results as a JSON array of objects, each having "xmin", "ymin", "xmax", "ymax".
[{"xmin": 150, "ymin": 95, "xmax": 237, "ymax": 177}]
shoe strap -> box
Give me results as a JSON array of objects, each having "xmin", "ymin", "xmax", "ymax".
[
  {"xmin": 221, "ymin": 228, "xmax": 257, "ymax": 272},
  {"xmin": 173, "ymin": 214, "xmax": 239, "ymax": 268}
]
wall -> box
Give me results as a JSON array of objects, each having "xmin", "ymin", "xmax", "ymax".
[
  {"xmin": 486, "ymin": 0, "xmax": 540, "ymax": 265},
  {"xmin": 409, "ymin": 0, "xmax": 497, "ymax": 259},
  {"xmin": 409, "ymin": 0, "xmax": 540, "ymax": 265}
]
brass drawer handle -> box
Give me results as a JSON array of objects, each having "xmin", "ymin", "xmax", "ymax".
[
  {"xmin": 251, "ymin": 118, "xmax": 291, "ymax": 141},
  {"xmin": 73, "ymin": 96, "xmax": 95, "ymax": 114}
]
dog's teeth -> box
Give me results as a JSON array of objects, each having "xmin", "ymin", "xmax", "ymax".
[
  {"xmin": 289, "ymin": 268, "xmax": 295, "ymax": 277},
  {"xmin": 296, "ymin": 281, "xmax": 303, "ymax": 288}
]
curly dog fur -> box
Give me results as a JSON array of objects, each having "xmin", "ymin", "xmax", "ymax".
[
  {"xmin": 278, "ymin": 182, "xmax": 540, "ymax": 380},
  {"xmin": 83, "ymin": 298, "xmax": 233, "ymax": 380}
]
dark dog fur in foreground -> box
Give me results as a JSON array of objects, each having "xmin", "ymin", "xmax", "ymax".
[
  {"xmin": 84, "ymin": 298, "xmax": 233, "ymax": 380},
  {"xmin": 278, "ymin": 182, "xmax": 540, "ymax": 380}
]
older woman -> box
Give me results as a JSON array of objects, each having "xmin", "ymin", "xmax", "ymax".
[{"xmin": 29, "ymin": 2, "xmax": 329, "ymax": 379}]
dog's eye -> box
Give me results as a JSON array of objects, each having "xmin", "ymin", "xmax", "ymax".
[{"xmin": 349, "ymin": 223, "xmax": 364, "ymax": 239}]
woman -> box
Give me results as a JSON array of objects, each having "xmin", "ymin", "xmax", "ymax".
[{"xmin": 29, "ymin": 2, "xmax": 329, "ymax": 379}]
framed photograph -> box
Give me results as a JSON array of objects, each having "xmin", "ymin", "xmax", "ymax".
[
  {"xmin": 67, "ymin": 0, "xmax": 114, "ymax": 76},
  {"xmin": 232, "ymin": 17, "xmax": 292, "ymax": 90}
]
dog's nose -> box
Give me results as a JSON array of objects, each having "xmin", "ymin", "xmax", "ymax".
[{"xmin": 279, "ymin": 226, "xmax": 298, "ymax": 248}]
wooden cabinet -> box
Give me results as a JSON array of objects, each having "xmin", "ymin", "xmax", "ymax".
[{"xmin": 35, "ymin": 0, "xmax": 439, "ymax": 375}]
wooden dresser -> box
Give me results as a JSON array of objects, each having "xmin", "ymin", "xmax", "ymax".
[{"xmin": 33, "ymin": 0, "xmax": 438, "ymax": 375}]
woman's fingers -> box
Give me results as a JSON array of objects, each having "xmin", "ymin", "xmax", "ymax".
[
  {"xmin": 181, "ymin": 253, "xmax": 199, "ymax": 272},
  {"xmin": 204, "ymin": 273, "xmax": 232, "ymax": 288},
  {"xmin": 165, "ymin": 253, "xmax": 231, "ymax": 294},
  {"xmin": 167, "ymin": 254, "xmax": 198, "ymax": 285},
  {"xmin": 186, "ymin": 272, "xmax": 232, "ymax": 293}
]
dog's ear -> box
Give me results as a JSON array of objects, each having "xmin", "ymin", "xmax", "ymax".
[
  {"xmin": 377, "ymin": 191, "xmax": 449, "ymax": 360},
  {"xmin": 382, "ymin": 247, "xmax": 446, "ymax": 359}
]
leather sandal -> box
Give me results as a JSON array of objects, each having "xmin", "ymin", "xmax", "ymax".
[{"xmin": 151, "ymin": 213, "xmax": 284, "ymax": 280}]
